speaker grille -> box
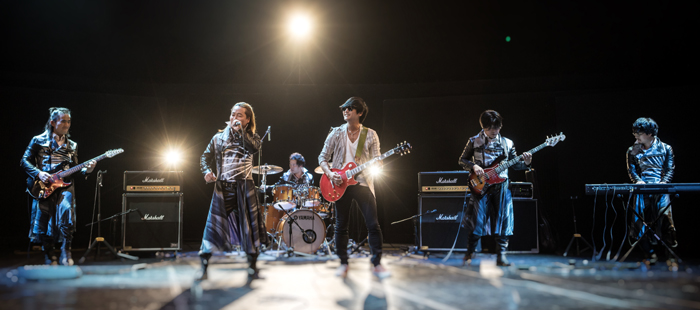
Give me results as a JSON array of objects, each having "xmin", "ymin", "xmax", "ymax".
[
  {"xmin": 122, "ymin": 193, "xmax": 183, "ymax": 251},
  {"xmin": 419, "ymin": 194, "xmax": 538, "ymax": 253}
]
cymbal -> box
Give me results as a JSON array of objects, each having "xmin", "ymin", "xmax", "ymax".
[
  {"xmin": 314, "ymin": 163, "xmax": 332, "ymax": 174},
  {"xmin": 252, "ymin": 165, "xmax": 283, "ymax": 175}
]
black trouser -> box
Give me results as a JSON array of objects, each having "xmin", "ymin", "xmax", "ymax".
[{"xmin": 334, "ymin": 185, "xmax": 383, "ymax": 266}]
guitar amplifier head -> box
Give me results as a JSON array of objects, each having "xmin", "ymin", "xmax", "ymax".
[
  {"xmin": 123, "ymin": 171, "xmax": 183, "ymax": 192},
  {"xmin": 418, "ymin": 171, "xmax": 470, "ymax": 193}
]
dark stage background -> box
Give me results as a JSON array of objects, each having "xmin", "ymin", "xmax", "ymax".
[
  {"xmin": 3, "ymin": 80, "xmax": 698, "ymax": 259},
  {"xmin": 2, "ymin": 0, "xmax": 699, "ymax": 260}
]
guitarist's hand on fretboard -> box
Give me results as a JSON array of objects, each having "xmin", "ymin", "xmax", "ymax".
[
  {"xmin": 522, "ymin": 152, "xmax": 533, "ymax": 165},
  {"xmin": 84, "ymin": 160, "xmax": 97, "ymax": 173}
]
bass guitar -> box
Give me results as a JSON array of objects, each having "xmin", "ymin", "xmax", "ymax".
[
  {"xmin": 468, "ymin": 133, "xmax": 565, "ymax": 197},
  {"xmin": 320, "ymin": 142, "xmax": 411, "ymax": 202},
  {"xmin": 27, "ymin": 148, "xmax": 124, "ymax": 199}
]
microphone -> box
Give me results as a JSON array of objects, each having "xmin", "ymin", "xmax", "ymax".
[
  {"xmin": 234, "ymin": 121, "xmax": 241, "ymax": 126},
  {"xmin": 268, "ymin": 126, "xmax": 271, "ymax": 141}
]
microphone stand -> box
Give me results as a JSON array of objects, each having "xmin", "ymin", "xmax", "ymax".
[
  {"xmin": 79, "ymin": 171, "xmax": 138, "ymax": 263},
  {"xmin": 392, "ymin": 209, "xmax": 437, "ymax": 257}
]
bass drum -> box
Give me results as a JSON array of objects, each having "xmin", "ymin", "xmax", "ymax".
[
  {"xmin": 277, "ymin": 209, "xmax": 326, "ymax": 254},
  {"xmin": 264, "ymin": 203, "xmax": 285, "ymax": 234}
]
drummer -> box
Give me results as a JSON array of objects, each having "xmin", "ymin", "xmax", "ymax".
[{"xmin": 279, "ymin": 152, "xmax": 314, "ymax": 186}]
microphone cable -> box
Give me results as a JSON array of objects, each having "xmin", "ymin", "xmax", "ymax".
[{"xmin": 442, "ymin": 187, "xmax": 471, "ymax": 263}]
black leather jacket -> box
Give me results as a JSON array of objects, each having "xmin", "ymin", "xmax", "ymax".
[
  {"xmin": 627, "ymin": 137, "xmax": 674, "ymax": 184},
  {"xmin": 459, "ymin": 132, "xmax": 529, "ymax": 179},
  {"xmin": 201, "ymin": 127, "xmax": 261, "ymax": 181},
  {"xmin": 20, "ymin": 131, "xmax": 79, "ymax": 184}
]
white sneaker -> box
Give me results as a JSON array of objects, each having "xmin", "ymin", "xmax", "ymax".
[
  {"xmin": 372, "ymin": 264, "xmax": 391, "ymax": 279},
  {"xmin": 335, "ymin": 264, "xmax": 349, "ymax": 278}
]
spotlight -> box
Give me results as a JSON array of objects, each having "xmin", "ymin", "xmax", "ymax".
[
  {"xmin": 288, "ymin": 13, "xmax": 312, "ymax": 39},
  {"xmin": 164, "ymin": 149, "xmax": 182, "ymax": 166},
  {"xmin": 368, "ymin": 165, "xmax": 383, "ymax": 178}
]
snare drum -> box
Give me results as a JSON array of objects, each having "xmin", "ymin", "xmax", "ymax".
[
  {"xmin": 272, "ymin": 185, "xmax": 296, "ymax": 210},
  {"xmin": 277, "ymin": 209, "xmax": 326, "ymax": 254},
  {"xmin": 264, "ymin": 203, "xmax": 285, "ymax": 234}
]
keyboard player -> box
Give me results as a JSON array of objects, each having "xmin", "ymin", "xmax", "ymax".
[{"xmin": 627, "ymin": 117, "xmax": 676, "ymax": 263}]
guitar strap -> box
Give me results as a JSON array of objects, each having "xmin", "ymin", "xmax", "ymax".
[{"xmin": 354, "ymin": 127, "xmax": 369, "ymax": 162}]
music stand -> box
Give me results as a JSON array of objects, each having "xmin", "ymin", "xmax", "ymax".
[{"xmin": 79, "ymin": 170, "xmax": 137, "ymax": 263}]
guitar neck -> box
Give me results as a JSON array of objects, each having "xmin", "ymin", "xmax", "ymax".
[
  {"xmin": 56, "ymin": 153, "xmax": 107, "ymax": 179},
  {"xmin": 494, "ymin": 142, "xmax": 547, "ymax": 173},
  {"xmin": 346, "ymin": 149, "xmax": 395, "ymax": 178}
]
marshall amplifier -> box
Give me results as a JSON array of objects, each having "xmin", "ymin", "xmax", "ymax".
[
  {"xmin": 124, "ymin": 171, "xmax": 183, "ymax": 192},
  {"xmin": 418, "ymin": 193, "xmax": 471, "ymax": 252},
  {"xmin": 418, "ymin": 171, "xmax": 470, "ymax": 193},
  {"xmin": 122, "ymin": 193, "xmax": 183, "ymax": 251},
  {"xmin": 418, "ymin": 194, "xmax": 539, "ymax": 253},
  {"xmin": 419, "ymin": 171, "xmax": 533, "ymax": 198}
]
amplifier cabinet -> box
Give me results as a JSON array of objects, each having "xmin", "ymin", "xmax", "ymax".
[
  {"xmin": 122, "ymin": 193, "xmax": 183, "ymax": 251},
  {"xmin": 419, "ymin": 194, "xmax": 538, "ymax": 253}
]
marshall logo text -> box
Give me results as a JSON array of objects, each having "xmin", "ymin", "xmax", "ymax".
[
  {"xmin": 142, "ymin": 177, "xmax": 165, "ymax": 183},
  {"xmin": 143, "ymin": 214, "xmax": 165, "ymax": 221},
  {"xmin": 436, "ymin": 177, "xmax": 458, "ymax": 184},
  {"xmin": 436, "ymin": 214, "xmax": 459, "ymax": 221}
]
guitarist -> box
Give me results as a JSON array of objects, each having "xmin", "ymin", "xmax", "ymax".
[
  {"xmin": 459, "ymin": 110, "xmax": 532, "ymax": 266},
  {"xmin": 20, "ymin": 107, "xmax": 96, "ymax": 266},
  {"xmin": 318, "ymin": 97, "xmax": 390, "ymax": 279}
]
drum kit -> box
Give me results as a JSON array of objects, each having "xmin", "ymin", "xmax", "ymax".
[{"xmin": 253, "ymin": 164, "xmax": 334, "ymax": 256}]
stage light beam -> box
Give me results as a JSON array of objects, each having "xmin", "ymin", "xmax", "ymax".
[
  {"xmin": 288, "ymin": 13, "xmax": 312, "ymax": 39},
  {"xmin": 368, "ymin": 165, "xmax": 383, "ymax": 178},
  {"xmin": 164, "ymin": 149, "xmax": 183, "ymax": 166}
]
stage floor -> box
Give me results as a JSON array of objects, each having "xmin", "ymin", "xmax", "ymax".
[{"xmin": 1, "ymin": 247, "xmax": 699, "ymax": 310}]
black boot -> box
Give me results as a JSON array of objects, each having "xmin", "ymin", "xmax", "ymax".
[
  {"xmin": 196, "ymin": 253, "xmax": 212, "ymax": 281},
  {"xmin": 247, "ymin": 254, "xmax": 264, "ymax": 280},
  {"xmin": 495, "ymin": 236, "xmax": 511, "ymax": 267},
  {"xmin": 42, "ymin": 238, "xmax": 58, "ymax": 266},
  {"xmin": 462, "ymin": 234, "xmax": 480, "ymax": 266},
  {"xmin": 60, "ymin": 240, "xmax": 74, "ymax": 266},
  {"xmin": 666, "ymin": 226, "xmax": 678, "ymax": 248}
]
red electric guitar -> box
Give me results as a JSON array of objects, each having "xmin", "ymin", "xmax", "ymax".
[
  {"xmin": 468, "ymin": 133, "xmax": 565, "ymax": 197},
  {"xmin": 27, "ymin": 148, "xmax": 124, "ymax": 199},
  {"xmin": 320, "ymin": 142, "xmax": 411, "ymax": 202}
]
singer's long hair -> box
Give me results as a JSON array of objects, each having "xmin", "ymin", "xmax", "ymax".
[
  {"xmin": 221, "ymin": 102, "xmax": 257, "ymax": 134},
  {"xmin": 44, "ymin": 107, "xmax": 72, "ymax": 137}
]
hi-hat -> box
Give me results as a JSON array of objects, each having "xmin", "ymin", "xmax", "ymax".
[{"xmin": 252, "ymin": 165, "xmax": 283, "ymax": 175}]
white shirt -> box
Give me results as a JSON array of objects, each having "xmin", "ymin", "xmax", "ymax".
[{"xmin": 344, "ymin": 133, "xmax": 369, "ymax": 187}]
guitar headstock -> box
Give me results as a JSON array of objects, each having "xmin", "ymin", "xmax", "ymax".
[
  {"xmin": 545, "ymin": 133, "xmax": 566, "ymax": 147},
  {"xmin": 106, "ymin": 148, "xmax": 125, "ymax": 158},
  {"xmin": 394, "ymin": 141, "xmax": 412, "ymax": 156}
]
